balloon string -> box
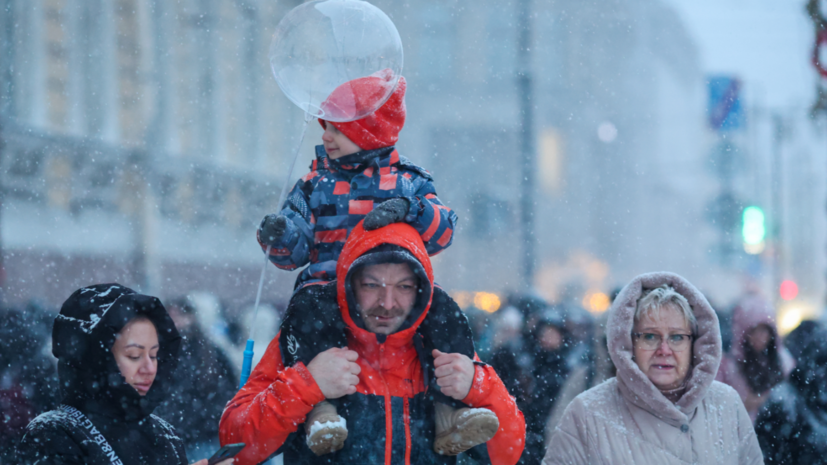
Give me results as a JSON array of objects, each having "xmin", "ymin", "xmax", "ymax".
[
  {"xmin": 248, "ymin": 113, "xmax": 313, "ymax": 343},
  {"xmin": 249, "ymin": 246, "xmax": 270, "ymax": 345}
]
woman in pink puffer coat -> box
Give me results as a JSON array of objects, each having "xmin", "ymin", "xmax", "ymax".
[{"xmin": 544, "ymin": 272, "xmax": 763, "ymax": 465}]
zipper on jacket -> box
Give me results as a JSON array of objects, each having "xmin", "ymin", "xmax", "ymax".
[
  {"xmin": 376, "ymin": 342, "xmax": 393, "ymax": 465},
  {"xmin": 403, "ymin": 396, "xmax": 411, "ymax": 465},
  {"xmin": 384, "ymin": 391, "xmax": 393, "ymax": 465}
]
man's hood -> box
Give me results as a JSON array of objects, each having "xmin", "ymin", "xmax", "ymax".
[
  {"xmin": 52, "ymin": 283, "xmax": 181, "ymax": 421},
  {"xmin": 608, "ymin": 272, "xmax": 722, "ymax": 428},
  {"xmin": 336, "ymin": 222, "xmax": 434, "ymax": 346}
]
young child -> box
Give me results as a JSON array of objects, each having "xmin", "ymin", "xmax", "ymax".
[{"xmin": 258, "ymin": 74, "xmax": 498, "ymax": 457}]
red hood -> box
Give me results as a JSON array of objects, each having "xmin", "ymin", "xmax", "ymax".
[{"xmin": 336, "ymin": 222, "xmax": 434, "ymax": 348}]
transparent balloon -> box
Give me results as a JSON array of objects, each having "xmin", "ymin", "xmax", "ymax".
[{"xmin": 269, "ymin": 0, "xmax": 404, "ymax": 123}]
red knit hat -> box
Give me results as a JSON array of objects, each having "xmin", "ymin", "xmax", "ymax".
[{"xmin": 319, "ymin": 70, "xmax": 406, "ymax": 150}]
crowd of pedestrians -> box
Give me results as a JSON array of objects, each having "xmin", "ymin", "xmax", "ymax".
[
  {"xmin": 468, "ymin": 280, "xmax": 827, "ymax": 464},
  {"xmin": 4, "ymin": 273, "xmax": 827, "ymax": 464}
]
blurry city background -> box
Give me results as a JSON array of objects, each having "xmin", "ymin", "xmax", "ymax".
[
  {"xmin": 1, "ymin": 0, "xmax": 825, "ymax": 335},
  {"xmin": 4, "ymin": 1, "xmax": 827, "ymax": 462}
]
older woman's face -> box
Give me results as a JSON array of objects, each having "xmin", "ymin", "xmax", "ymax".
[
  {"xmin": 632, "ymin": 304, "xmax": 693, "ymax": 391},
  {"xmin": 111, "ymin": 318, "xmax": 159, "ymax": 396}
]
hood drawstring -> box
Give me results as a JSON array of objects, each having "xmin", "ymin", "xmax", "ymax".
[{"xmin": 413, "ymin": 333, "xmax": 430, "ymax": 391}]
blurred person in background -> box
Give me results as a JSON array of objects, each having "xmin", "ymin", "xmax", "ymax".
[
  {"xmin": 488, "ymin": 306, "xmax": 533, "ymax": 405},
  {"xmin": 708, "ymin": 295, "xmax": 733, "ymax": 354},
  {"xmin": 463, "ymin": 305, "xmax": 496, "ymax": 361},
  {"xmin": 555, "ymin": 282, "xmax": 596, "ymax": 362},
  {"xmin": 544, "ymin": 273, "xmax": 762, "ymax": 464},
  {"xmin": 155, "ymin": 298, "xmax": 238, "ymax": 461},
  {"xmin": 0, "ymin": 305, "xmax": 59, "ymax": 463},
  {"xmin": 754, "ymin": 322, "xmax": 827, "ymax": 463},
  {"xmin": 186, "ymin": 292, "xmax": 237, "ymax": 362},
  {"xmin": 542, "ymin": 287, "xmax": 625, "ymax": 440},
  {"xmin": 716, "ymin": 294, "xmax": 794, "ymax": 422},
  {"xmin": 17, "ymin": 284, "xmax": 233, "ymax": 465},
  {"xmin": 783, "ymin": 319, "xmax": 820, "ymax": 362},
  {"xmin": 560, "ymin": 304, "xmax": 595, "ymax": 369},
  {"xmin": 543, "ymin": 312, "xmax": 615, "ymax": 445},
  {"xmin": 521, "ymin": 305, "xmax": 573, "ymax": 464},
  {"xmin": 507, "ymin": 292, "xmax": 550, "ymax": 352}
]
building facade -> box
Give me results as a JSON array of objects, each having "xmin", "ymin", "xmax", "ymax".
[
  {"xmin": 2, "ymin": 0, "xmax": 783, "ymax": 312},
  {"xmin": 0, "ymin": 0, "xmax": 308, "ymax": 306}
]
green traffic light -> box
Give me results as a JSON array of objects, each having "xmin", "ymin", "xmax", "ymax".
[{"xmin": 742, "ymin": 206, "xmax": 766, "ymax": 245}]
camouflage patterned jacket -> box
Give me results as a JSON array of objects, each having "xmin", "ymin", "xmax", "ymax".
[{"xmin": 259, "ymin": 145, "xmax": 457, "ymax": 287}]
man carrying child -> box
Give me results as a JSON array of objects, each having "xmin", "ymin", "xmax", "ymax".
[
  {"xmin": 253, "ymin": 73, "xmax": 506, "ymax": 458},
  {"xmin": 219, "ymin": 222, "xmax": 526, "ymax": 465}
]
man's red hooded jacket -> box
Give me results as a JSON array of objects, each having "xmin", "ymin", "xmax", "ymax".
[{"xmin": 219, "ymin": 223, "xmax": 525, "ymax": 465}]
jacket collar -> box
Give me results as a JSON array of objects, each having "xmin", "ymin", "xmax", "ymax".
[
  {"xmin": 608, "ymin": 272, "xmax": 722, "ymax": 427},
  {"xmin": 314, "ymin": 145, "xmax": 397, "ymax": 174}
]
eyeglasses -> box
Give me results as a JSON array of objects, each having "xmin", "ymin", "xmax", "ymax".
[{"xmin": 632, "ymin": 333, "xmax": 693, "ymax": 352}]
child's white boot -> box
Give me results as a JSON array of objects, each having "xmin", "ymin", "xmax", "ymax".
[
  {"xmin": 305, "ymin": 400, "xmax": 348, "ymax": 456},
  {"xmin": 433, "ymin": 402, "xmax": 499, "ymax": 455}
]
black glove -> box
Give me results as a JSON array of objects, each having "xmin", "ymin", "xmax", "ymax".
[
  {"xmin": 259, "ymin": 214, "xmax": 288, "ymax": 245},
  {"xmin": 363, "ymin": 198, "xmax": 410, "ymax": 230}
]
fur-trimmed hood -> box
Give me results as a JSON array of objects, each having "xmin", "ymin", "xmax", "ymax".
[{"xmin": 608, "ymin": 272, "xmax": 722, "ymax": 428}]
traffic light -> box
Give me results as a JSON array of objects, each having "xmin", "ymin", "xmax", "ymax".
[
  {"xmin": 742, "ymin": 206, "xmax": 766, "ymax": 254},
  {"xmin": 780, "ymin": 280, "xmax": 799, "ymax": 301}
]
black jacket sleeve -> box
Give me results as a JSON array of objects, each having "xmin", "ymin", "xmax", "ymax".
[
  {"xmin": 416, "ymin": 287, "xmax": 479, "ymax": 409},
  {"xmin": 17, "ymin": 422, "xmax": 86, "ymax": 465},
  {"xmin": 279, "ymin": 283, "xmax": 348, "ymax": 367},
  {"xmin": 419, "ymin": 286, "xmax": 476, "ymax": 358},
  {"xmin": 755, "ymin": 397, "xmax": 795, "ymax": 464},
  {"xmin": 152, "ymin": 416, "xmax": 189, "ymax": 465}
]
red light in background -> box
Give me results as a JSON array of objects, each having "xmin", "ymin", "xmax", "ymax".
[{"xmin": 780, "ymin": 280, "xmax": 799, "ymax": 301}]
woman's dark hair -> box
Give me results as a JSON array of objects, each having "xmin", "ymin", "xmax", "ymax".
[{"xmin": 739, "ymin": 323, "xmax": 783, "ymax": 393}]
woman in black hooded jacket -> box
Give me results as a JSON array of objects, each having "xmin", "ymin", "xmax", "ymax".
[{"xmin": 16, "ymin": 284, "xmax": 233, "ymax": 465}]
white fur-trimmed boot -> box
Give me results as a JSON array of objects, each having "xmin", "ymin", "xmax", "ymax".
[
  {"xmin": 305, "ymin": 400, "xmax": 348, "ymax": 456},
  {"xmin": 433, "ymin": 402, "xmax": 499, "ymax": 456}
]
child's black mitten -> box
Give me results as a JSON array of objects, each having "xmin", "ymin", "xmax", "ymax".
[
  {"xmin": 363, "ymin": 198, "xmax": 410, "ymax": 230},
  {"xmin": 259, "ymin": 214, "xmax": 288, "ymax": 245}
]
